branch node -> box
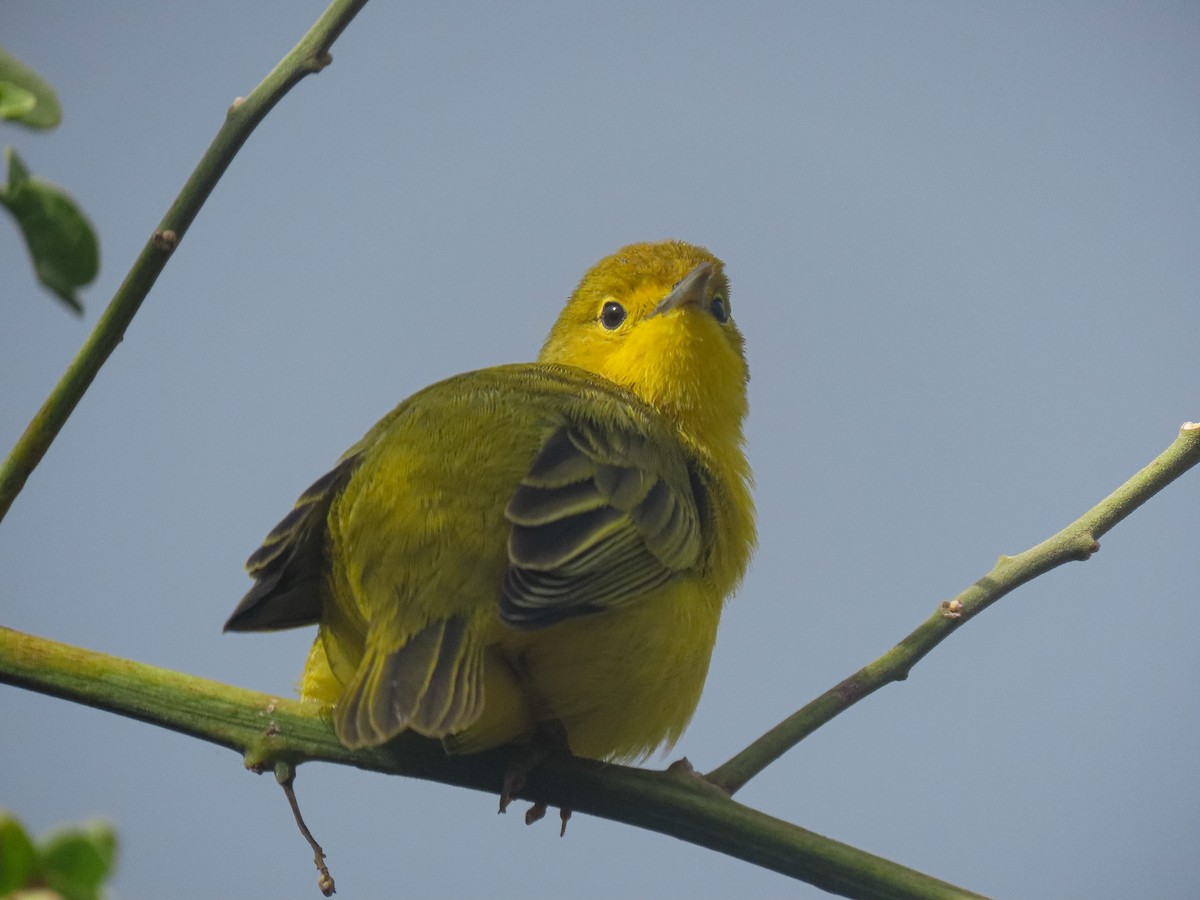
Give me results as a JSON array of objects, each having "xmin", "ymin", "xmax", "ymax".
[
  {"xmin": 1073, "ymin": 535, "xmax": 1100, "ymax": 561},
  {"xmin": 151, "ymin": 229, "xmax": 178, "ymax": 252},
  {"xmin": 666, "ymin": 757, "xmax": 734, "ymax": 798},
  {"xmin": 307, "ymin": 52, "xmax": 333, "ymax": 73},
  {"xmin": 940, "ymin": 599, "xmax": 963, "ymax": 619}
]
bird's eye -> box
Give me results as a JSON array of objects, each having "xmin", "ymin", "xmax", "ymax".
[
  {"xmin": 600, "ymin": 300, "xmax": 627, "ymax": 330},
  {"xmin": 709, "ymin": 295, "xmax": 729, "ymax": 324}
]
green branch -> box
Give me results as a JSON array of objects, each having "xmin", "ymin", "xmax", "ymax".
[
  {"xmin": 707, "ymin": 422, "xmax": 1200, "ymax": 794},
  {"xmin": 2, "ymin": 426, "xmax": 1195, "ymax": 897},
  {"xmin": 0, "ymin": 627, "xmax": 984, "ymax": 900},
  {"xmin": 0, "ymin": 0, "xmax": 369, "ymax": 524}
]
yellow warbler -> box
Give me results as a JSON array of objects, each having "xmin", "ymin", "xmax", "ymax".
[{"xmin": 225, "ymin": 240, "xmax": 755, "ymax": 767}]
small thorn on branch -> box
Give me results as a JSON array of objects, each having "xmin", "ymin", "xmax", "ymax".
[{"xmin": 307, "ymin": 52, "xmax": 333, "ymax": 73}]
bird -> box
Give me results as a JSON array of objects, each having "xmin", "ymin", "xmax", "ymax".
[{"xmin": 224, "ymin": 240, "xmax": 755, "ymax": 786}]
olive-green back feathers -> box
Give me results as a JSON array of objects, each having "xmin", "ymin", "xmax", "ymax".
[{"xmin": 225, "ymin": 365, "xmax": 713, "ymax": 749}]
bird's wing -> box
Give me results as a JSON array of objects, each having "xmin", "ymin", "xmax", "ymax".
[
  {"xmin": 223, "ymin": 452, "xmax": 362, "ymax": 632},
  {"xmin": 500, "ymin": 417, "xmax": 706, "ymax": 629}
]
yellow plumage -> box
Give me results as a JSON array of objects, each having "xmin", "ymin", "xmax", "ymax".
[{"xmin": 225, "ymin": 240, "xmax": 755, "ymax": 764}]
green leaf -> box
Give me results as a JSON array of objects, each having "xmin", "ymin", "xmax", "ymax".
[
  {"xmin": 1, "ymin": 146, "xmax": 99, "ymax": 313},
  {"xmin": 39, "ymin": 820, "xmax": 118, "ymax": 900},
  {"xmin": 0, "ymin": 47, "xmax": 62, "ymax": 128},
  {"xmin": 0, "ymin": 82, "xmax": 38, "ymax": 120},
  {"xmin": 0, "ymin": 812, "xmax": 40, "ymax": 894}
]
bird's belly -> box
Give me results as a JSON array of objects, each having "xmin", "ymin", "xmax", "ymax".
[{"xmin": 456, "ymin": 578, "xmax": 721, "ymax": 762}]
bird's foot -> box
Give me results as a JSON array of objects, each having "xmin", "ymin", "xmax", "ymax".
[{"xmin": 498, "ymin": 721, "xmax": 574, "ymax": 833}]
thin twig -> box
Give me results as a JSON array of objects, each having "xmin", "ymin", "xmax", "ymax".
[
  {"xmin": 0, "ymin": 0, "xmax": 369, "ymax": 524},
  {"xmin": 706, "ymin": 422, "xmax": 1200, "ymax": 795},
  {"xmin": 277, "ymin": 762, "xmax": 336, "ymax": 896}
]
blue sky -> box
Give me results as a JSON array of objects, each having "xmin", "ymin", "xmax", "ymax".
[{"xmin": 3, "ymin": 4, "xmax": 1198, "ymax": 898}]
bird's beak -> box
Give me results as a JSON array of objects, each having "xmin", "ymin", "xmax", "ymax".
[{"xmin": 649, "ymin": 262, "xmax": 713, "ymax": 317}]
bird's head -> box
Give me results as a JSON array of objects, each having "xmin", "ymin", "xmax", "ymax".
[{"xmin": 539, "ymin": 241, "xmax": 749, "ymax": 452}]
